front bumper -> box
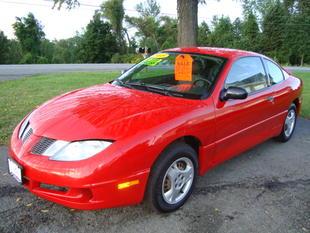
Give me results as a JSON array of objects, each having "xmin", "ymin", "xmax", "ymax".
[
  {"xmin": 19, "ymin": 168, "xmax": 149, "ymax": 210},
  {"xmin": 8, "ymin": 131, "xmax": 150, "ymax": 210}
]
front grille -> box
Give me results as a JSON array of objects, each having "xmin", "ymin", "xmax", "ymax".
[
  {"xmin": 22, "ymin": 128, "xmax": 33, "ymax": 143},
  {"xmin": 32, "ymin": 137, "xmax": 56, "ymax": 155},
  {"xmin": 40, "ymin": 183, "xmax": 68, "ymax": 192},
  {"xmin": 19, "ymin": 120, "xmax": 33, "ymax": 143}
]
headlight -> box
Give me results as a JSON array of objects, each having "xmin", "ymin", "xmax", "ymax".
[{"xmin": 42, "ymin": 140, "xmax": 112, "ymax": 161}]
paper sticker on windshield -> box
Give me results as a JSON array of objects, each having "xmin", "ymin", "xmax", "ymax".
[
  {"xmin": 152, "ymin": 53, "xmax": 169, "ymax": 59},
  {"xmin": 175, "ymin": 54, "xmax": 193, "ymax": 81},
  {"xmin": 143, "ymin": 57, "xmax": 162, "ymax": 66}
]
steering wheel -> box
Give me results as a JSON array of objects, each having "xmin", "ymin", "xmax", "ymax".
[{"xmin": 193, "ymin": 78, "xmax": 212, "ymax": 88}]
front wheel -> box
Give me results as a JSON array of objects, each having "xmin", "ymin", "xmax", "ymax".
[
  {"xmin": 276, "ymin": 104, "xmax": 297, "ymax": 142},
  {"xmin": 146, "ymin": 142, "xmax": 198, "ymax": 212}
]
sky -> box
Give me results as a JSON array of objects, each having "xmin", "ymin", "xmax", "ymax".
[{"xmin": 0, "ymin": 0, "xmax": 243, "ymax": 40}]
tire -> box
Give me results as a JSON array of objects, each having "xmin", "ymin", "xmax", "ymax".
[
  {"xmin": 275, "ymin": 104, "xmax": 297, "ymax": 142},
  {"xmin": 146, "ymin": 142, "xmax": 198, "ymax": 213}
]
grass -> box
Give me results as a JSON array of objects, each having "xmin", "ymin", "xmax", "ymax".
[
  {"xmin": 0, "ymin": 71, "xmax": 309, "ymax": 145},
  {"xmin": 293, "ymin": 72, "xmax": 310, "ymax": 118}
]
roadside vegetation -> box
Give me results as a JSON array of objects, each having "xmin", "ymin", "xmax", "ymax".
[
  {"xmin": 0, "ymin": 0, "xmax": 309, "ymax": 65},
  {"xmin": 295, "ymin": 72, "xmax": 310, "ymax": 118},
  {"xmin": 0, "ymin": 71, "xmax": 308, "ymax": 145}
]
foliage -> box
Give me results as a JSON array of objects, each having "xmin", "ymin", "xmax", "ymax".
[
  {"xmin": 13, "ymin": 13, "xmax": 45, "ymax": 63},
  {"xmin": 0, "ymin": 0, "xmax": 309, "ymax": 65},
  {"xmin": 197, "ymin": 22, "xmax": 210, "ymax": 46},
  {"xmin": 208, "ymin": 16, "xmax": 236, "ymax": 48},
  {"xmin": 240, "ymin": 12, "xmax": 260, "ymax": 51},
  {"xmin": 111, "ymin": 53, "xmax": 144, "ymax": 63},
  {"xmin": 261, "ymin": 1, "xmax": 288, "ymax": 62},
  {"xmin": 78, "ymin": 12, "xmax": 117, "ymax": 63},
  {"xmin": 6, "ymin": 40, "xmax": 23, "ymax": 64},
  {"xmin": 52, "ymin": 0, "xmax": 79, "ymax": 9},
  {"xmin": 0, "ymin": 31, "xmax": 9, "ymax": 64},
  {"xmin": 101, "ymin": 0, "xmax": 126, "ymax": 52},
  {"xmin": 52, "ymin": 36, "xmax": 81, "ymax": 63},
  {"xmin": 126, "ymin": 0, "xmax": 161, "ymax": 51}
]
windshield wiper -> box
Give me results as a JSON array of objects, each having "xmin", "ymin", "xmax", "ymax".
[
  {"xmin": 115, "ymin": 79, "xmax": 133, "ymax": 89},
  {"xmin": 128, "ymin": 82, "xmax": 185, "ymax": 97},
  {"xmin": 118, "ymin": 80, "xmax": 199, "ymax": 99}
]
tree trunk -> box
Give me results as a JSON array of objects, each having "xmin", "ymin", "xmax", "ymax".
[
  {"xmin": 301, "ymin": 54, "xmax": 304, "ymax": 67},
  {"xmin": 123, "ymin": 29, "xmax": 131, "ymax": 53},
  {"xmin": 177, "ymin": 0, "xmax": 198, "ymax": 47}
]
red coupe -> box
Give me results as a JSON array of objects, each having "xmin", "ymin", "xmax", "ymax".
[{"xmin": 8, "ymin": 47, "xmax": 302, "ymax": 212}]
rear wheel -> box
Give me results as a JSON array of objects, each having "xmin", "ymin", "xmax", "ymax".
[
  {"xmin": 276, "ymin": 104, "xmax": 297, "ymax": 142},
  {"xmin": 146, "ymin": 142, "xmax": 198, "ymax": 212}
]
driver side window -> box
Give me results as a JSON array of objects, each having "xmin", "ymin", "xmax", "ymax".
[{"xmin": 225, "ymin": 57, "xmax": 268, "ymax": 93}]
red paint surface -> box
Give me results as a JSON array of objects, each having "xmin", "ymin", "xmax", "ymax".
[{"xmin": 9, "ymin": 47, "xmax": 302, "ymax": 210}]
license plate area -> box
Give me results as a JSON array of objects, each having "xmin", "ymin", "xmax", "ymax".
[{"xmin": 8, "ymin": 158, "xmax": 23, "ymax": 183}]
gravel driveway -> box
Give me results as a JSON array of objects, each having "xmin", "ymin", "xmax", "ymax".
[{"xmin": 0, "ymin": 119, "xmax": 309, "ymax": 233}]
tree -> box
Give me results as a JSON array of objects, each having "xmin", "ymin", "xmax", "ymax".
[
  {"xmin": 101, "ymin": 0, "xmax": 126, "ymax": 52},
  {"xmin": 241, "ymin": 12, "xmax": 260, "ymax": 51},
  {"xmin": 52, "ymin": 36, "xmax": 81, "ymax": 63},
  {"xmin": 54, "ymin": 0, "xmax": 205, "ymax": 48},
  {"xmin": 40, "ymin": 39, "xmax": 55, "ymax": 63},
  {"xmin": 261, "ymin": 1, "xmax": 288, "ymax": 62},
  {"xmin": 52, "ymin": 0, "xmax": 79, "ymax": 9},
  {"xmin": 177, "ymin": 0, "xmax": 198, "ymax": 47},
  {"xmin": 157, "ymin": 16, "xmax": 178, "ymax": 49},
  {"xmin": 79, "ymin": 12, "xmax": 117, "ymax": 63},
  {"xmin": 13, "ymin": 13, "xmax": 45, "ymax": 63},
  {"xmin": 208, "ymin": 16, "xmax": 235, "ymax": 48},
  {"xmin": 126, "ymin": 0, "xmax": 161, "ymax": 51},
  {"xmin": 197, "ymin": 21, "xmax": 210, "ymax": 46},
  {"xmin": 284, "ymin": 0, "xmax": 310, "ymax": 65},
  {"xmin": 232, "ymin": 17, "xmax": 243, "ymax": 48},
  {"xmin": 0, "ymin": 31, "xmax": 9, "ymax": 64}
]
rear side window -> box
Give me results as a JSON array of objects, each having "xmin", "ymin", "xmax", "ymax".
[
  {"xmin": 225, "ymin": 57, "xmax": 268, "ymax": 93},
  {"xmin": 264, "ymin": 59, "xmax": 284, "ymax": 84}
]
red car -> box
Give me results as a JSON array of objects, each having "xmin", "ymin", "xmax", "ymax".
[{"xmin": 8, "ymin": 47, "xmax": 302, "ymax": 212}]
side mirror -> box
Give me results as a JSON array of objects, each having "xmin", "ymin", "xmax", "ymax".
[{"xmin": 220, "ymin": 86, "xmax": 248, "ymax": 101}]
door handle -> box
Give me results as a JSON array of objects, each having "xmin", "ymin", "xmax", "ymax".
[{"xmin": 266, "ymin": 96, "xmax": 275, "ymax": 103}]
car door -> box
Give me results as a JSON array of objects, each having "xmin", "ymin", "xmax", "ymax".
[
  {"xmin": 263, "ymin": 58, "xmax": 292, "ymax": 131},
  {"xmin": 210, "ymin": 56, "xmax": 276, "ymax": 167}
]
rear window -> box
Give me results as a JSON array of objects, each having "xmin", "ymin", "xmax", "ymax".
[{"xmin": 264, "ymin": 59, "xmax": 284, "ymax": 84}]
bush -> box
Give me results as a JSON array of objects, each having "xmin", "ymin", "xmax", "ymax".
[
  {"xmin": 111, "ymin": 53, "xmax": 143, "ymax": 64},
  {"xmin": 20, "ymin": 53, "xmax": 35, "ymax": 64},
  {"xmin": 37, "ymin": 56, "xmax": 49, "ymax": 64}
]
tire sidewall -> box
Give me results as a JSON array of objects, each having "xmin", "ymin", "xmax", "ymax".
[
  {"xmin": 150, "ymin": 143, "xmax": 198, "ymax": 212},
  {"xmin": 282, "ymin": 104, "xmax": 297, "ymax": 141}
]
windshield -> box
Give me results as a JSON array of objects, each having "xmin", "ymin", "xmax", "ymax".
[{"xmin": 112, "ymin": 52, "xmax": 226, "ymax": 99}]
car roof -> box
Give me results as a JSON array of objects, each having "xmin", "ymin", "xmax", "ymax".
[{"xmin": 163, "ymin": 47, "xmax": 261, "ymax": 59}]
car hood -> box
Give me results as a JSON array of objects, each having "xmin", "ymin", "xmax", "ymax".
[{"xmin": 29, "ymin": 84, "xmax": 200, "ymax": 141}]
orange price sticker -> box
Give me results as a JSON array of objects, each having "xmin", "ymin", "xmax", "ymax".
[{"xmin": 175, "ymin": 54, "xmax": 193, "ymax": 81}]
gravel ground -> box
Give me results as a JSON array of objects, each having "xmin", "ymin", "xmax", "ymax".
[{"xmin": 0, "ymin": 119, "xmax": 309, "ymax": 233}]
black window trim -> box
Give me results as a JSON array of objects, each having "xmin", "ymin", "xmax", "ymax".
[{"xmin": 222, "ymin": 55, "xmax": 271, "ymax": 98}]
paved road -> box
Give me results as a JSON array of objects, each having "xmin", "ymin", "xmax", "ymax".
[
  {"xmin": 0, "ymin": 118, "xmax": 309, "ymax": 233},
  {"xmin": 0, "ymin": 64, "xmax": 309, "ymax": 81},
  {"xmin": 286, "ymin": 66, "xmax": 310, "ymax": 72},
  {"xmin": 0, "ymin": 64, "xmax": 133, "ymax": 81}
]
